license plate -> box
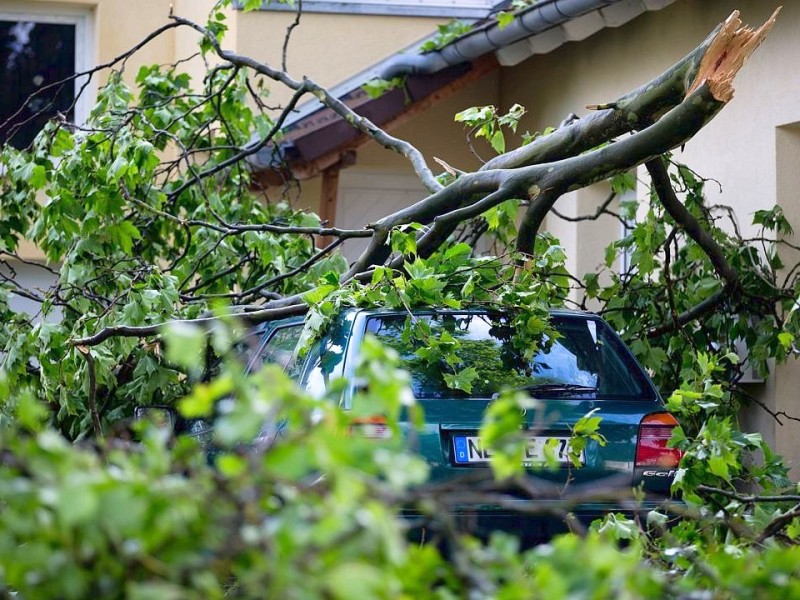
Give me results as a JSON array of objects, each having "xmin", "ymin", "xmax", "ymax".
[{"xmin": 452, "ymin": 435, "xmax": 584, "ymax": 465}]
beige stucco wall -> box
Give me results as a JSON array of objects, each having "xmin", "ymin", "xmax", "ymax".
[
  {"xmin": 500, "ymin": 0, "xmax": 800, "ymax": 469},
  {"xmin": 234, "ymin": 11, "xmax": 447, "ymax": 108}
]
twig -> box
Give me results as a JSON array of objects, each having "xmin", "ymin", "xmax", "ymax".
[
  {"xmin": 281, "ymin": 0, "xmax": 303, "ymax": 72},
  {"xmin": 76, "ymin": 346, "xmax": 103, "ymax": 438}
]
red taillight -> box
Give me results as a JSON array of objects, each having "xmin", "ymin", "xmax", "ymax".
[
  {"xmin": 635, "ymin": 412, "xmax": 682, "ymax": 468},
  {"xmin": 349, "ymin": 416, "xmax": 392, "ymax": 439}
]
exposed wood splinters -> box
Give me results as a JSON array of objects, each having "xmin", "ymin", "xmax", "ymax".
[{"xmin": 688, "ymin": 7, "xmax": 781, "ymax": 103}]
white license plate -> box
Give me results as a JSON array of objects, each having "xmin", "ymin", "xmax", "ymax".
[{"xmin": 452, "ymin": 435, "xmax": 584, "ymax": 465}]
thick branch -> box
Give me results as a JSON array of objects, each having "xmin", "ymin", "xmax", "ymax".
[
  {"xmin": 70, "ymin": 304, "xmax": 309, "ymax": 347},
  {"xmin": 645, "ymin": 157, "xmax": 740, "ymax": 336},
  {"xmin": 374, "ymin": 78, "xmax": 732, "ymax": 251},
  {"xmin": 646, "ymin": 157, "xmax": 739, "ymax": 285},
  {"xmin": 481, "ymin": 9, "xmax": 779, "ymax": 172},
  {"xmin": 516, "ymin": 189, "xmax": 563, "ymax": 257},
  {"xmin": 647, "ymin": 288, "xmax": 730, "ymax": 338}
]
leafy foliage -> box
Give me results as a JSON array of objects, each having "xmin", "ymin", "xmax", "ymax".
[
  {"xmin": 455, "ymin": 103, "xmax": 526, "ymax": 155},
  {"xmin": 0, "ymin": 63, "xmax": 346, "ymax": 438},
  {"xmin": 419, "ymin": 20, "xmax": 474, "ymax": 53}
]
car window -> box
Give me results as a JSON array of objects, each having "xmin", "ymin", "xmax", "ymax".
[
  {"xmin": 366, "ymin": 313, "xmax": 654, "ymax": 400},
  {"xmin": 259, "ymin": 324, "xmax": 304, "ymax": 380}
]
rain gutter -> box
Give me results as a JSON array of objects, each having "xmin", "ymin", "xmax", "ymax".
[{"xmin": 377, "ymin": 0, "xmax": 620, "ymax": 79}]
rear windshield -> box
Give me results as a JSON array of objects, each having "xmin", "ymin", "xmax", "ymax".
[{"xmin": 366, "ymin": 313, "xmax": 654, "ymax": 400}]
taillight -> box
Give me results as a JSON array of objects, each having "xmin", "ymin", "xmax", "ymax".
[
  {"xmin": 635, "ymin": 412, "xmax": 682, "ymax": 468},
  {"xmin": 349, "ymin": 416, "xmax": 392, "ymax": 439}
]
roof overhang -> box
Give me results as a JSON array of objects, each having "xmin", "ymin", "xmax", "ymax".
[{"xmin": 251, "ymin": 0, "xmax": 678, "ymax": 183}]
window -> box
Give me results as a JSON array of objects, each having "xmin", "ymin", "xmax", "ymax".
[
  {"xmin": 245, "ymin": 0, "xmax": 497, "ymax": 18},
  {"xmin": 0, "ymin": 3, "xmax": 92, "ymax": 149},
  {"xmin": 259, "ymin": 324, "xmax": 304, "ymax": 379},
  {"xmin": 367, "ymin": 313, "xmax": 654, "ymax": 400}
]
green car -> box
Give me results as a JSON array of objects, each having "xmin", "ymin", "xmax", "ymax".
[{"xmin": 247, "ymin": 307, "xmax": 681, "ymax": 540}]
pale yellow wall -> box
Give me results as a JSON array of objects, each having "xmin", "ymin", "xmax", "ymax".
[
  {"xmin": 173, "ymin": 0, "xmax": 224, "ymax": 87},
  {"xmin": 234, "ymin": 11, "xmax": 447, "ymax": 107},
  {"xmin": 772, "ymin": 124, "xmax": 800, "ymax": 463}
]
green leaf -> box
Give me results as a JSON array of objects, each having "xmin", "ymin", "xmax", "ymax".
[
  {"xmin": 497, "ymin": 11, "xmax": 515, "ymax": 29},
  {"xmin": 30, "ymin": 164, "xmax": 47, "ymax": 189},
  {"xmin": 362, "ymin": 77, "xmax": 404, "ymax": 99},
  {"xmin": 109, "ymin": 155, "xmax": 129, "ymax": 180},
  {"xmin": 490, "ymin": 129, "xmax": 505, "ymax": 154},
  {"xmin": 391, "ymin": 228, "xmax": 417, "ymax": 256},
  {"xmin": 708, "ymin": 454, "xmax": 730, "ymax": 480},
  {"xmin": 162, "ymin": 322, "xmax": 206, "ymax": 372},
  {"xmin": 778, "ymin": 331, "xmax": 794, "ymax": 351},
  {"xmin": 443, "ymin": 367, "xmax": 478, "ymax": 393},
  {"xmin": 610, "ymin": 171, "xmax": 636, "ymax": 195}
]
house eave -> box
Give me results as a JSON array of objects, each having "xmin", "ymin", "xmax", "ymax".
[{"xmin": 251, "ymin": 0, "xmax": 678, "ymax": 178}]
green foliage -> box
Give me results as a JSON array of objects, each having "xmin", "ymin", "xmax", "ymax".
[
  {"xmin": 362, "ymin": 77, "xmax": 406, "ymax": 100},
  {"xmin": 497, "ymin": 1, "xmax": 540, "ymax": 30},
  {"xmin": 455, "ymin": 103, "xmax": 526, "ymax": 154},
  {"xmin": 0, "ymin": 332, "xmax": 442, "ymax": 598},
  {"xmin": 670, "ymin": 415, "xmax": 790, "ymax": 501},
  {"xmin": 4, "ymin": 346, "xmax": 800, "ymax": 598},
  {"xmin": 419, "ymin": 20, "xmax": 473, "ymax": 53},
  {"xmin": 0, "ymin": 61, "xmax": 346, "ymax": 438}
]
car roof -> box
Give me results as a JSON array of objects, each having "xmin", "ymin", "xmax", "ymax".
[
  {"xmin": 253, "ymin": 305, "xmax": 599, "ymax": 337},
  {"xmin": 345, "ymin": 306, "xmax": 596, "ymax": 319}
]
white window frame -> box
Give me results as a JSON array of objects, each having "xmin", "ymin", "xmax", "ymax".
[{"xmin": 0, "ymin": 1, "xmax": 95, "ymax": 131}]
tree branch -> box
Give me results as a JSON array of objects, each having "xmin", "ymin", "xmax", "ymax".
[
  {"xmin": 168, "ymin": 14, "xmax": 443, "ymax": 195},
  {"xmin": 645, "ymin": 156, "xmax": 741, "ymax": 336}
]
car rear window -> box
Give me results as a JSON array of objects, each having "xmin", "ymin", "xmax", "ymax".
[{"xmin": 366, "ymin": 313, "xmax": 655, "ymax": 400}]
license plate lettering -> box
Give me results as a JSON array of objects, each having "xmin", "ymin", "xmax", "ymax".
[{"xmin": 453, "ymin": 435, "xmax": 582, "ymax": 465}]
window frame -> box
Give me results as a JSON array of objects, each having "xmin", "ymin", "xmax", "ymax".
[{"xmin": 0, "ymin": 1, "xmax": 95, "ymax": 137}]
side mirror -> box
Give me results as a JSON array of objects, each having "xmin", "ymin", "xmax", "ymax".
[{"xmin": 134, "ymin": 406, "xmax": 177, "ymax": 430}]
